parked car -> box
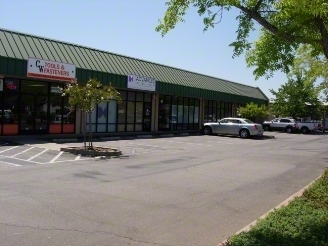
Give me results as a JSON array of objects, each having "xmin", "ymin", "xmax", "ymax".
[
  {"xmin": 203, "ymin": 117, "xmax": 264, "ymax": 139},
  {"xmin": 297, "ymin": 120, "xmax": 324, "ymax": 134},
  {"xmin": 262, "ymin": 118, "xmax": 298, "ymax": 133}
]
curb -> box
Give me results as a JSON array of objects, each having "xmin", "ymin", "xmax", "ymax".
[
  {"xmin": 52, "ymin": 138, "xmax": 78, "ymax": 143},
  {"xmin": 217, "ymin": 174, "xmax": 323, "ymax": 246},
  {"xmin": 160, "ymin": 134, "xmax": 175, "ymax": 137},
  {"xmin": 101, "ymin": 136, "xmax": 122, "ymax": 141},
  {"xmin": 137, "ymin": 135, "xmax": 153, "ymax": 139}
]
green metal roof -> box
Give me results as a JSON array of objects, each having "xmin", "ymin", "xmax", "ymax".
[{"xmin": 0, "ymin": 28, "xmax": 268, "ymax": 100}]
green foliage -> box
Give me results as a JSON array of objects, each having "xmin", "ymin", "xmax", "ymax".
[
  {"xmin": 62, "ymin": 78, "xmax": 121, "ymax": 113},
  {"xmin": 225, "ymin": 169, "xmax": 328, "ymax": 246},
  {"xmin": 292, "ymin": 45, "xmax": 328, "ymax": 102},
  {"xmin": 269, "ymin": 72, "xmax": 323, "ymax": 118},
  {"xmin": 237, "ymin": 102, "xmax": 268, "ymax": 118},
  {"xmin": 62, "ymin": 78, "xmax": 121, "ymax": 149},
  {"xmin": 156, "ymin": 0, "xmax": 328, "ymax": 79}
]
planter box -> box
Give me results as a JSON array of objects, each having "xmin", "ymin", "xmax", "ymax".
[{"xmin": 60, "ymin": 147, "xmax": 122, "ymax": 157}]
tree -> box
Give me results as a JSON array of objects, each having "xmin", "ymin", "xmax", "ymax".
[
  {"xmin": 269, "ymin": 72, "xmax": 323, "ymax": 119},
  {"xmin": 292, "ymin": 45, "xmax": 328, "ymax": 101},
  {"xmin": 237, "ymin": 102, "xmax": 268, "ymax": 120},
  {"xmin": 62, "ymin": 78, "xmax": 121, "ymax": 150},
  {"xmin": 156, "ymin": 0, "xmax": 328, "ymax": 79}
]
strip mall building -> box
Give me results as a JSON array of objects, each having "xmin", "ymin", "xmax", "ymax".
[{"xmin": 0, "ymin": 28, "xmax": 268, "ymax": 136}]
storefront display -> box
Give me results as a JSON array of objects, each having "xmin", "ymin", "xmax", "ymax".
[
  {"xmin": 0, "ymin": 78, "xmax": 75, "ymax": 135},
  {"xmin": 158, "ymin": 95, "xmax": 199, "ymax": 131},
  {"xmin": 203, "ymin": 100, "xmax": 234, "ymax": 123},
  {"xmin": 86, "ymin": 90, "xmax": 152, "ymax": 133}
]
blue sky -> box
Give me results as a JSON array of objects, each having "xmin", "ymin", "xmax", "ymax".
[{"xmin": 1, "ymin": 0, "xmax": 286, "ymax": 99}]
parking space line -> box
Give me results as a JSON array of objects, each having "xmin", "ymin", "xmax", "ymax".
[
  {"xmin": 49, "ymin": 151, "xmax": 63, "ymax": 163},
  {"xmin": 0, "ymin": 146, "xmax": 19, "ymax": 153},
  {"xmin": 0, "ymin": 160, "xmax": 22, "ymax": 167},
  {"xmin": 11, "ymin": 147, "xmax": 35, "ymax": 157},
  {"xmin": 27, "ymin": 149, "xmax": 49, "ymax": 161},
  {"xmin": 0, "ymin": 154, "xmax": 41, "ymax": 164},
  {"xmin": 41, "ymin": 158, "xmax": 92, "ymax": 164}
]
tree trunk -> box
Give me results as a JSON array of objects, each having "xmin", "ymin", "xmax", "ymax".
[{"xmin": 88, "ymin": 112, "xmax": 93, "ymax": 149}]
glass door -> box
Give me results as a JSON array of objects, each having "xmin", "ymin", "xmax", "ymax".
[
  {"xmin": 20, "ymin": 94, "xmax": 48, "ymax": 134},
  {"xmin": 143, "ymin": 102, "xmax": 151, "ymax": 131}
]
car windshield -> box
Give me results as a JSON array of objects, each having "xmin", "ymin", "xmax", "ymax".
[{"xmin": 243, "ymin": 119, "xmax": 254, "ymax": 124}]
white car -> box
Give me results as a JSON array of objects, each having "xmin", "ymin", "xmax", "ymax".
[{"xmin": 203, "ymin": 118, "xmax": 264, "ymax": 139}]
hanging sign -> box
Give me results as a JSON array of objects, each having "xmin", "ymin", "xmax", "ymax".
[
  {"xmin": 127, "ymin": 74, "xmax": 156, "ymax": 91},
  {"xmin": 27, "ymin": 57, "xmax": 76, "ymax": 82}
]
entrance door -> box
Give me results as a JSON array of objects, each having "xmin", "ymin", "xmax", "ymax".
[
  {"xmin": 20, "ymin": 94, "xmax": 48, "ymax": 134},
  {"xmin": 143, "ymin": 102, "xmax": 152, "ymax": 131}
]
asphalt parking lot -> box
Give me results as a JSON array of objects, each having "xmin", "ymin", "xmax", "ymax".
[{"xmin": 1, "ymin": 132, "xmax": 327, "ymax": 246}]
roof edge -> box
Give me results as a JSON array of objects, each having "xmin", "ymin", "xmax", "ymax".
[{"xmin": 0, "ymin": 27, "xmax": 263, "ymax": 92}]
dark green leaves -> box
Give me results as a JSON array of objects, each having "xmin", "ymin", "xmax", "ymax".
[{"xmin": 156, "ymin": 0, "xmax": 328, "ymax": 80}]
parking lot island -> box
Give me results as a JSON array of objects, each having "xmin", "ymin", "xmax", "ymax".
[{"xmin": 60, "ymin": 146, "xmax": 122, "ymax": 157}]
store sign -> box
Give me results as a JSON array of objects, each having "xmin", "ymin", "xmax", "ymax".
[
  {"xmin": 127, "ymin": 74, "xmax": 156, "ymax": 91},
  {"xmin": 27, "ymin": 57, "xmax": 76, "ymax": 82}
]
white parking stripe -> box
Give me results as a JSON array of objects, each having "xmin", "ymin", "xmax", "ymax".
[
  {"xmin": 0, "ymin": 154, "xmax": 41, "ymax": 164},
  {"xmin": 0, "ymin": 146, "xmax": 19, "ymax": 153},
  {"xmin": 27, "ymin": 149, "xmax": 49, "ymax": 161},
  {"xmin": 11, "ymin": 147, "xmax": 34, "ymax": 157},
  {"xmin": 49, "ymin": 151, "xmax": 63, "ymax": 163},
  {"xmin": 0, "ymin": 160, "xmax": 22, "ymax": 167}
]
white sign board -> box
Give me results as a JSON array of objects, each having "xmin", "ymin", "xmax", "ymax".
[
  {"xmin": 27, "ymin": 57, "xmax": 76, "ymax": 82},
  {"xmin": 0, "ymin": 79, "xmax": 3, "ymax": 91},
  {"xmin": 127, "ymin": 74, "xmax": 156, "ymax": 91}
]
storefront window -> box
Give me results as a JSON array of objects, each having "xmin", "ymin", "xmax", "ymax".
[
  {"xmin": 86, "ymin": 90, "xmax": 151, "ymax": 133},
  {"xmin": 49, "ymin": 84, "xmax": 63, "ymax": 134},
  {"xmin": 135, "ymin": 101, "xmax": 143, "ymax": 131},
  {"xmin": 117, "ymin": 101, "xmax": 126, "ymax": 132},
  {"xmin": 220, "ymin": 102, "xmax": 225, "ymax": 120},
  {"xmin": 0, "ymin": 90, "xmax": 2, "ymax": 135},
  {"xmin": 158, "ymin": 95, "xmax": 170, "ymax": 130},
  {"xmin": 194, "ymin": 99, "xmax": 199, "ymax": 129},
  {"xmin": 158, "ymin": 95, "xmax": 199, "ymax": 131},
  {"xmin": 97, "ymin": 102, "xmax": 107, "ymax": 132},
  {"xmin": 63, "ymin": 97, "xmax": 75, "ymax": 133},
  {"xmin": 189, "ymin": 98, "xmax": 195, "ymax": 128},
  {"xmin": 177, "ymin": 97, "xmax": 183, "ymax": 129},
  {"xmin": 204, "ymin": 100, "xmax": 219, "ymax": 123},
  {"xmin": 3, "ymin": 79, "xmax": 19, "ymax": 135},
  {"xmin": 107, "ymin": 100, "xmax": 117, "ymax": 132},
  {"xmin": 224, "ymin": 102, "xmax": 232, "ymax": 117},
  {"xmin": 171, "ymin": 96, "xmax": 177, "ymax": 130}
]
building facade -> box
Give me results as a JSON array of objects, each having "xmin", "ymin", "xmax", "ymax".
[{"xmin": 0, "ymin": 28, "xmax": 268, "ymax": 136}]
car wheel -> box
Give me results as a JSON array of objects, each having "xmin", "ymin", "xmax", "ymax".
[
  {"xmin": 301, "ymin": 127, "xmax": 309, "ymax": 134},
  {"xmin": 239, "ymin": 129, "xmax": 250, "ymax": 139},
  {"xmin": 263, "ymin": 125, "xmax": 270, "ymax": 131},
  {"xmin": 203, "ymin": 126, "xmax": 212, "ymax": 135},
  {"xmin": 286, "ymin": 127, "xmax": 292, "ymax": 133}
]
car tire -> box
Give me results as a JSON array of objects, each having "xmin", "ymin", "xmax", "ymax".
[
  {"xmin": 203, "ymin": 126, "xmax": 212, "ymax": 135},
  {"xmin": 239, "ymin": 129, "xmax": 250, "ymax": 139},
  {"xmin": 301, "ymin": 127, "xmax": 309, "ymax": 134},
  {"xmin": 286, "ymin": 127, "xmax": 293, "ymax": 134},
  {"xmin": 263, "ymin": 125, "xmax": 270, "ymax": 131}
]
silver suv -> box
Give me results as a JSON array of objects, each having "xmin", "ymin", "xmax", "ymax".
[{"xmin": 262, "ymin": 118, "xmax": 299, "ymax": 133}]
